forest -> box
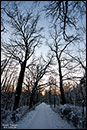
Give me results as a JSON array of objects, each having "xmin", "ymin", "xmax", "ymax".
[{"xmin": 1, "ymin": 1, "xmax": 86, "ymax": 129}]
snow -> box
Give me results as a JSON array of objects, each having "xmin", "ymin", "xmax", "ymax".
[
  {"xmin": 51, "ymin": 104, "xmax": 86, "ymax": 129},
  {"xmin": 16, "ymin": 102, "xmax": 75, "ymax": 129},
  {"xmin": 1, "ymin": 105, "xmax": 29, "ymax": 129}
]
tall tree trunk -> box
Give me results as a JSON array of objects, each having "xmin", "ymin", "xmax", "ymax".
[
  {"xmin": 29, "ymin": 82, "xmax": 37, "ymax": 109},
  {"xmin": 58, "ymin": 59, "xmax": 66, "ymax": 104},
  {"xmin": 54, "ymin": 87, "xmax": 56, "ymax": 108},
  {"xmin": 29, "ymin": 89, "xmax": 35, "ymax": 109},
  {"xmin": 13, "ymin": 60, "xmax": 26, "ymax": 111}
]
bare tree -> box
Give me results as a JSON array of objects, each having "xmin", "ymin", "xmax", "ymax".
[
  {"xmin": 47, "ymin": 24, "xmax": 79, "ymax": 104},
  {"xmin": 1, "ymin": 1, "xmax": 10, "ymax": 32},
  {"xmin": 28, "ymin": 55, "xmax": 53, "ymax": 108},
  {"xmin": 2, "ymin": 2, "xmax": 43, "ymax": 110},
  {"xmin": 62, "ymin": 29, "xmax": 86, "ymax": 83},
  {"xmin": 48, "ymin": 76, "xmax": 57, "ymax": 107},
  {"xmin": 44, "ymin": 1, "xmax": 86, "ymax": 41},
  {"xmin": 44, "ymin": 1, "xmax": 86, "ymax": 84},
  {"xmin": 1, "ymin": 17, "xmax": 6, "ymax": 32},
  {"xmin": 1, "ymin": 55, "xmax": 12, "ymax": 75},
  {"xmin": 65, "ymin": 44, "xmax": 86, "ymax": 72},
  {"xmin": 1, "ymin": 58, "xmax": 19, "ymax": 92}
]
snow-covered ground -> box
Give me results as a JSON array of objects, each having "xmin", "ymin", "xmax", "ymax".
[
  {"xmin": 16, "ymin": 102, "xmax": 75, "ymax": 129},
  {"xmin": 51, "ymin": 104, "xmax": 86, "ymax": 129}
]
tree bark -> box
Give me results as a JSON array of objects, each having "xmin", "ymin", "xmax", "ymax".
[
  {"xmin": 29, "ymin": 82, "xmax": 37, "ymax": 109},
  {"xmin": 58, "ymin": 59, "xmax": 66, "ymax": 104},
  {"xmin": 29, "ymin": 91, "xmax": 34, "ymax": 109},
  {"xmin": 13, "ymin": 60, "xmax": 26, "ymax": 111}
]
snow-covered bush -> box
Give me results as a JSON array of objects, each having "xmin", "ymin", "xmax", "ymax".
[
  {"xmin": 1, "ymin": 105, "xmax": 29, "ymax": 129},
  {"xmin": 52, "ymin": 104, "xmax": 86, "ymax": 129}
]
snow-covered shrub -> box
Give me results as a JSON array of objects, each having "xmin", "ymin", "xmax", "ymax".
[
  {"xmin": 11, "ymin": 106, "xmax": 29, "ymax": 122},
  {"xmin": 52, "ymin": 104, "xmax": 86, "ymax": 129}
]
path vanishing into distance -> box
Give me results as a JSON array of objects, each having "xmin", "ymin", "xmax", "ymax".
[{"xmin": 16, "ymin": 102, "xmax": 75, "ymax": 129}]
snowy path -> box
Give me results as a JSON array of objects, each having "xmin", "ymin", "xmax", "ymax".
[{"xmin": 16, "ymin": 102, "xmax": 75, "ymax": 129}]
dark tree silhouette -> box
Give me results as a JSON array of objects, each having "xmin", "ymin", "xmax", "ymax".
[
  {"xmin": 47, "ymin": 24, "xmax": 79, "ymax": 104},
  {"xmin": 44, "ymin": 1, "xmax": 86, "ymax": 41},
  {"xmin": 29, "ymin": 55, "xmax": 53, "ymax": 108},
  {"xmin": 2, "ymin": 2, "xmax": 43, "ymax": 110},
  {"xmin": 48, "ymin": 76, "xmax": 57, "ymax": 107}
]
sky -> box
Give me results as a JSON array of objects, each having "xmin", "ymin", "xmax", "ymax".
[
  {"xmin": 19, "ymin": 1, "xmax": 51, "ymax": 59},
  {"xmin": 1, "ymin": 1, "xmax": 86, "ymax": 88},
  {"xmin": 1, "ymin": 1, "xmax": 86, "ymax": 58},
  {"xmin": 1, "ymin": 1, "xmax": 50, "ymax": 59}
]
